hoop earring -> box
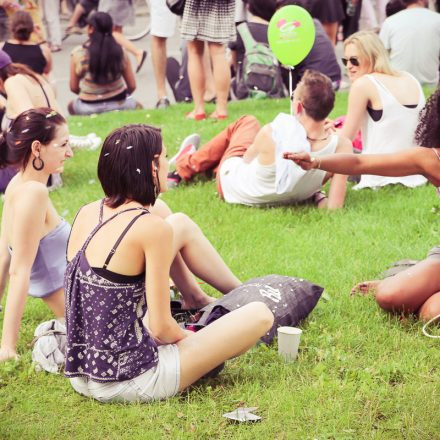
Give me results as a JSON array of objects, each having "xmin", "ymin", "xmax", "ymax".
[{"xmin": 32, "ymin": 156, "xmax": 44, "ymax": 171}]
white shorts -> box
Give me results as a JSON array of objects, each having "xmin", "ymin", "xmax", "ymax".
[
  {"xmin": 69, "ymin": 344, "xmax": 180, "ymax": 403},
  {"xmin": 150, "ymin": 0, "xmax": 177, "ymax": 38}
]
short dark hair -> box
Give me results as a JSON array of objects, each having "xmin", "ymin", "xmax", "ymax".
[
  {"xmin": 386, "ymin": 0, "xmax": 406, "ymax": 16},
  {"xmin": 0, "ymin": 108, "xmax": 66, "ymax": 169},
  {"xmin": 11, "ymin": 11, "xmax": 34, "ymax": 41},
  {"xmin": 247, "ymin": 0, "xmax": 277, "ymax": 21},
  {"xmin": 276, "ymin": 0, "xmax": 312, "ymax": 13},
  {"xmin": 98, "ymin": 124, "xmax": 163, "ymax": 208},
  {"xmin": 297, "ymin": 70, "xmax": 335, "ymax": 121}
]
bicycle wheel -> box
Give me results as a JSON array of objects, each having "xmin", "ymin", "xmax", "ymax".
[{"xmin": 124, "ymin": 0, "xmax": 150, "ymax": 41}]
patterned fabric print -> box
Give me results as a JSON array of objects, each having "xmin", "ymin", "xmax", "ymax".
[
  {"xmin": 64, "ymin": 207, "xmax": 158, "ymax": 383},
  {"xmin": 181, "ymin": 0, "xmax": 236, "ymax": 44}
]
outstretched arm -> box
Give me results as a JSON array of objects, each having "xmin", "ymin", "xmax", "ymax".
[{"xmin": 284, "ymin": 147, "xmax": 428, "ymax": 178}]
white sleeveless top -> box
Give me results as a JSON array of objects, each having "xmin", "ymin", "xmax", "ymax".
[
  {"xmin": 219, "ymin": 115, "xmax": 339, "ymax": 206},
  {"xmin": 354, "ymin": 73, "xmax": 427, "ymax": 189}
]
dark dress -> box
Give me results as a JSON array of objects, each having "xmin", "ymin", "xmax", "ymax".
[
  {"xmin": 181, "ymin": 0, "xmax": 236, "ymax": 44},
  {"xmin": 2, "ymin": 41, "xmax": 47, "ymax": 74},
  {"xmin": 310, "ymin": 0, "xmax": 345, "ymax": 24}
]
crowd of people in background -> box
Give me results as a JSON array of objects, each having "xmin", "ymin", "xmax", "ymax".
[{"xmin": 0, "ymin": 0, "xmax": 439, "ymax": 404}]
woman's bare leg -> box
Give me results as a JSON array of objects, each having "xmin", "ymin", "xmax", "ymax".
[
  {"xmin": 177, "ymin": 302, "xmax": 273, "ymax": 390},
  {"xmin": 203, "ymin": 45, "xmax": 216, "ymax": 102},
  {"xmin": 419, "ymin": 291, "xmax": 440, "ymax": 321},
  {"xmin": 208, "ymin": 42, "xmax": 230, "ymax": 117},
  {"xmin": 165, "ymin": 213, "xmax": 241, "ymax": 295},
  {"xmin": 150, "ymin": 200, "xmax": 218, "ymax": 308},
  {"xmin": 374, "ymin": 258, "xmax": 440, "ymax": 314},
  {"xmin": 42, "ymin": 288, "xmax": 64, "ymax": 318},
  {"xmin": 112, "ymin": 26, "xmax": 143, "ymax": 64},
  {"xmin": 187, "ymin": 40, "xmax": 206, "ymax": 116},
  {"xmin": 322, "ymin": 22, "xmax": 339, "ymax": 46}
]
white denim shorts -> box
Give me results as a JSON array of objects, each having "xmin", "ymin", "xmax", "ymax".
[
  {"xmin": 69, "ymin": 344, "xmax": 180, "ymax": 403},
  {"xmin": 150, "ymin": 0, "xmax": 177, "ymax": 38}
]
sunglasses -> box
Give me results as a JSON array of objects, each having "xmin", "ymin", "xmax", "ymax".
[{"xmin": 341, "ymin": 56, "xmax": 360, "ymax": 67}]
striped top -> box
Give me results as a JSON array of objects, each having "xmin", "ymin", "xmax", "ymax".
[{"xmin": 71, "ymin": 45, "xmax": 127, "ymax": 102}]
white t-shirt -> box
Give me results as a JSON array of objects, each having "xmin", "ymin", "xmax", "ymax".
[{"xmin": 380, "ymin": 8, "xmax": 440, "ymax": 85}]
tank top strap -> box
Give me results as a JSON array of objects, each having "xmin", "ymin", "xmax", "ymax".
[
  {"xmin": 365, "ymin": 74, "xmax": 392, "ymax": 101},
  {"xmin": 102, "ymin": 211, "xmax": 149, "ymax": 270},
  {"xmin": 79, "ymin": 204, "xmax": 150, "ymax": 255}
]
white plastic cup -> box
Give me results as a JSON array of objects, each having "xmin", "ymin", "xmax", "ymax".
[{"xmin": 277, "ymin": 326, "xmax": 302, "ymax": 362}]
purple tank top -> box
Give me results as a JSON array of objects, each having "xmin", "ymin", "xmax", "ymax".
[{"xmin": 64, "ymin": 201, "xmax": 158, "ymax": 382}]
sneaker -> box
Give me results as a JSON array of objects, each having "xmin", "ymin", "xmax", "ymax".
[
  {"xmin": 69, "ymin": 133, "xmax": 102, "ymax": 150},
  {"xmin": 167, "ymin": 170, "xmax": 182, "ymax": 188},
  {"xmin": 155, "ymin": 97, "xmax": 170, "ymax": 109},
  {"xmin": 169, "ymin": 133, "xmax": 200, "ymax": 166}
]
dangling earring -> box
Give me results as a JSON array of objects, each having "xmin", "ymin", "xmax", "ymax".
[
  {"xmin": 32, "ymin": 156, "xmax": 44, "ymax": 171},
  {"xmin": 153, "ymin": 167, "xmax": 160, "ymax": 198}
]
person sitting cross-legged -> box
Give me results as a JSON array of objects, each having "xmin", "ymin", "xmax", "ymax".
[{"xmin": 168, "ymin": 70, "xmax": 352, "ymax": 209}]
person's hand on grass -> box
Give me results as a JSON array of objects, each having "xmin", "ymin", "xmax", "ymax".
[
  {"xmin": 0, "ymin": 347, "xmax": 19, "ymax": 363},
  {"xmin": 283, "ymin": 152, "xmax": 314, "ymax": 170}
]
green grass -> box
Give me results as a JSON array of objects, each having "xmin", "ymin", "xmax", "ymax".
[{"xmin": 1, "ymin": 95, "xmax": 440, "ymax": 440}]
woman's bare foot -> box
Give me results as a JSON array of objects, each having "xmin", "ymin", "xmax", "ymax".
[
  {"xmin": 181, "ymin": 293, "xmax": 217, "ymax": 310},
  {"xmin": 351, "ymin": 280, "xmax": 380, "ymax": 296}
]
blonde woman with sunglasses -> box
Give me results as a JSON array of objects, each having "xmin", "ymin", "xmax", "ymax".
[{"xmin": 339, "ymin": 30, "xmax": 427, "ymax": 190}]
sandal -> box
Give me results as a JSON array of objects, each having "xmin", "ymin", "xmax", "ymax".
[{"xmin": 186, "ymin": 111, "xmax": 206, "ymax": 121}]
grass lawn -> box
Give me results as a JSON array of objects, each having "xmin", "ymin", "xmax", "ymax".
[{"xmin": 1, "ymin": 95, "xmax": 439, "ymax": 440}]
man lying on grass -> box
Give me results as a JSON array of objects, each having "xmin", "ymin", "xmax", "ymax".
[{"xmin": 167, "ymin": 70, "xmax": 352, "ymax": 209}]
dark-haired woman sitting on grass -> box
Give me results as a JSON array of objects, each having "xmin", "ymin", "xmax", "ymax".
[
  {"xmin": 285, "ymin": 88, "xmax": 440, "ymax": 321},
  {"xmin": 68, "ymin": 12, "xmax": 140, "ymax": 115},
  {"xmin": 65, "ymin": 124, "xmax": 273, "ymax": 402},
  {"xmin": 0, "ymin": 108, "xmax": 72, "ymax": 362}
]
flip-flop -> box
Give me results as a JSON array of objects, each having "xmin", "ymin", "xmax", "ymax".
[{"xmin": 136, "ymin": 50, "xmax": 147, "ymax": 73}]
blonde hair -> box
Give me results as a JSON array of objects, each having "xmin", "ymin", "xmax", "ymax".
[{"xmin": 344, "ymin": 31, "xmax": 398, "ymax": 76}]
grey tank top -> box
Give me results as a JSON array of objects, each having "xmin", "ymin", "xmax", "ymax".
[{"xmin": 8, "ymin": 219, "xmax": 70, "ymax": 298}]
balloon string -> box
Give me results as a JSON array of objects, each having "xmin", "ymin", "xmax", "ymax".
[{"xmin": 289, "ymin": 66, "xmax": 294, "ymax": 115}]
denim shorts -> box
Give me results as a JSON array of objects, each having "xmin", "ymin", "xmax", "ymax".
[{"xmin": 69, "ymin": 344, "xmax": 180, "ymax": 403}]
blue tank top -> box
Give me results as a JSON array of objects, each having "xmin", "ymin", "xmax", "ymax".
[{"xmin": 65, "ymin": 201, "xmax": 158, "ymax": 383}]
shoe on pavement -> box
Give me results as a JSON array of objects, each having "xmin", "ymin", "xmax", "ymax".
[
  {"xmin": 167, "ymin": 170, "xmax": 182, "ymax": 188},
  {"xmin": 155, "ymin": 97, "xmax": 170, "ymax": 109},
  {"xmin": 169, "ymin": 133, "xmax": 200, "ymax": 166}
]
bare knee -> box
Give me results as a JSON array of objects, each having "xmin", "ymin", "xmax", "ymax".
[
  {"xmin": 375, "ymin": 281, "xmax": 403, "ymax": 312},
  {"xmin": 150, "ymin": 198, "xmax": 173, "ymax": 218},
  {"xmin": 245, "ymin": 302, "xmax": 274, "ymax": 333},
  {"xmin": 419, "ymin": 298, "xmax": 440, "ymax": 322},
  {"xmin": 167, "ymin": 212, "xmax": 201, "ymax": 236}
]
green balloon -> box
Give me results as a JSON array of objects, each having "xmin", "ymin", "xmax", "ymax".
[{"xmin": 268, "ymin": 5, "xmax": 315, "ymax": 67}]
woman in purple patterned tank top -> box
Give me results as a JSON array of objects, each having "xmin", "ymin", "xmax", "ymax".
[
  {"xmin": 65, "ymin": 124, "xmax": 274, "ymax": 403},
  {"xmin": 285, "ymin": 88, "xmax": 440, "ymax": 322}
]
